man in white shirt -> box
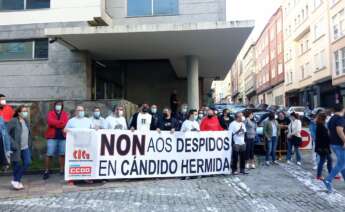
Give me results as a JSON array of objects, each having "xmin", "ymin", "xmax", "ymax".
[
  {"xmin": 129, "ymin": 104, "xmax": 153, "ymax": 131},
  {"xmin": 228, "ymin": 112, "xmax": 247, "ymax": 175},
  {"xmin": 106, "ymin": 105, "xmax": 128, "ymax": 130},
  {"xmin": 89, "ymin": 107, "xmax": 107, "ymax": 129},
  {"xmin": 64, "ymin": 106, "xmax": 93, "ymax": 130},
  {"xmin": 181, "ymin": 110, "xmax": 200, "ymax": 132}
]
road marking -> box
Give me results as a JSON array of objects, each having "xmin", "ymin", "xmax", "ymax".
[
  {"xmin": 223, "ymin": 177, "xmax": 278, "ymax": 212},
  {"xmin": 279, "ymin": 162, "xmax": 345, "ymax": 207}
]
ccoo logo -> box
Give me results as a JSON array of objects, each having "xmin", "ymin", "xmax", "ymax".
[{"xmin": 73, "ymin": 149, "xmax": 90, "ymax": 160}]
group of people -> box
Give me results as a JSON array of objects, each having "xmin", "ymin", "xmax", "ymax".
[{"xmin": 1, "ymin": 92, "xmax": 345, "ymax": 193}]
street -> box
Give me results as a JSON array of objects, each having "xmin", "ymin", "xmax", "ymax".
[{"xmin": 0, "ymin": 152, "xmax": 344, "ymax": 212}]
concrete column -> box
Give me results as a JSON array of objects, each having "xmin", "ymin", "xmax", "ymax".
[{"xmin": 186, "ymin": 56, "xmax": 199, "ymax": 110}]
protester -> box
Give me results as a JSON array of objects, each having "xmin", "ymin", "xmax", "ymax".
[
  {"xmin": 264, "ymin": 112, "xmax": 280, "ymax": 165},
  {"xmin": 150, "ymin": 104, "xmax": 162, "ymax": 130},
  {"xmin": 106, "ymin": 105, "xmax": 128, "ymax": 130},
  {"xmin": 229, "ymin": 112, "xmax": 247, "ymax": 175},
  {"xmin": 0, "ymin": 94, "xmax": 14, "ymax": 123},
  {"xmin": 277, "ymin": 112, "xmax": 290, "ymax": 160},
  {"xmin": 197, "ymin": 110, "xmax": 204, "ymax": 124},
  {"xmin": 200, "ymin": 107, "xmax": 223, "ymax": 131},
  {"xmin": 323, "ymin": 104, "xmax": 345, "ymax": 193},
  {"xmin": 89, "ymin": 106, "xmax": 107, "ymax": 129},
  {"xmin": 315, "ymin": 112, "xmax": 332, "ymax": 180},
  {"xmin": 64, "ymin": 105, "xmax": 93, "ymax": 185},
  {"xmin": 0, "ymin": 117, "xmax": 11, "ymax": 168},
  {"xmin": 286, "ymin": 112, "xmax": 302, "ymax": 166},
  {"xmin": 170, "ymin": 90, "xmax": 179, "ymax": 117},
  {"xmin": 180, "ymin": 110, "xmax": 200, "ymax": 132},
  {"xmin": 7, "ymin": 105, "xmax": 32, "ymax": 190},
  {"xmin": 159, "ymin": 108, "xmax": 179, "ymax": 132},
  {"xmin": 177, "ymin": 104, "xmax": 189, "ymax": 130},
  {"xmin": 130, "ymin": 104, "xmax": 154, "ymax": 131},
  {"xmin": 219, "ymin": 109, "xmax": 234, "ymax": 130},
  {"xmin": 244, "ymin": 111, "xmax": 256, "ymax": 169},
  {"xmin": 308, "ymin": 113, "xmax": 318, "ymax": 170},
  {"xmin": 43, "ymin": 101, "xmax": 69, "ymax": 180}
]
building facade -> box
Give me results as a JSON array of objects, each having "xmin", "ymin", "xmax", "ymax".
[
  {"xmin": 255, "ymin": 7, "xmax": 285, "ymax": 106},
  {"xmin": 243, "ymin": 44, "xmax": 257, "ymax": 105},
  {"xmin": 0, "ymin": 0, "xmax": 254, "ymax": 109}
]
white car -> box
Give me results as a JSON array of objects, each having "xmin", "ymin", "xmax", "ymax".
[{"xmin": 287, "ymin": 106, "xmax": 305, "ymax": 117}]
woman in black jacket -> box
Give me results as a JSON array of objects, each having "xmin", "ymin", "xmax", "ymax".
[{"xmin": 315, "ymin": 112, "xmax": 332, "ymax": 180}]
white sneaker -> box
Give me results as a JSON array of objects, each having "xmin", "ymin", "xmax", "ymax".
[
  {"xmin": 296, "ymin": 162, "xmax": 302, "ymax": 166},
  {"xmin": 251, "ymin": 164, "xmax": 256, "ymax": 169},
  {"xmin": 245, "ymin": 164, "xmax": 250, "ymax": 169},
  {"xmin": 286, "ymin": 160, "xmax": 292, "ymax": 164},
  {"xmin": 265, "ymin": 161, "xmax": 270, "ymax": 166},
  {"xmin": 11, "ymin": 181, "xmax": 20, "ymax": 190},
  {"xmin": 17, "ymin": 182, "xmax": 24, "ymax": 189},
  {"xmin": 312, "ymin": 165, "xmax": 317, "ymax": 170}
]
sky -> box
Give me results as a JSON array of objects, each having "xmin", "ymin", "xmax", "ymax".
[{"xmin": 226, "ymin": 0, "xmax": 282, "ymax": 41}]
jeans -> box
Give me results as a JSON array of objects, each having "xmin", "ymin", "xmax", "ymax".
[
  {"xmin": 317, "ymin": 154, "xmax": 332, "ymax": 177},
  {"xmin": 47, "ymin": 139, "xmax": 66, "ymax": 156},
  {"xmin": 12, "ymin": 148, "xmax": 31, "ymax": 182},
  {"xmin": 231, "ymin": 144, "xmax": 246, "ymax": 172},
  {"xmin": 245, "ymin": 137, "xmax": 255, "ymax": 160},
  {"xmin": 326, "ymin": 145, "xmax": 345, "ymax": 183},
  {"xmin": 286, "ymin": 139, "xmax": 301, "ymax": 162},
  {"xmin": 266, "ymin": 136, "xmax": 277, "ymax": 162}
]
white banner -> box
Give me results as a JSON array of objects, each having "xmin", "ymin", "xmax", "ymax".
[{"xmin": 65, "ymin": 129, "xmax": 231, "ymax": 180}]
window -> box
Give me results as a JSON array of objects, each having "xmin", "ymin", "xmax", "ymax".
[
  {"xmin": 0, "ymin": 0, "xmax": 49, "ymax": 11},
  {"xmin": 301, "ymin": 65, "xmax": 305, "ymax": 80},
  {"xmin": 0, "ymin": 39, "xmax": 48, "ymax": 61},
  {"xmin": 314, "ymin": 18, "xmax": 325, "ymax": 40},
  {"xmin": 314, "ymin": 0, "xmax": 322, "ymax": 9},
  {"xmin": 335, "ymin": 51, "xmax": 340, "ymax": 75},
  {"xmin": 332, "ymin": 9, "xmax": 345, "ymax": 40},
  {"xmin": 127, "ymin": 0, "xmax": 178, "ymax": 17},
  {"xmin": 278, "ymin": 63, "xmax": 283, "ymax": 74},
  {"xmin": 314, "ymin": 49, "xmax": 326, "ymax": 71},
  {"xmin": 333, "ymin": 47, "xmax": 345, "ymax": 76}
]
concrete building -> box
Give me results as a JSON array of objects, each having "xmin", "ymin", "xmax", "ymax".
[
  {"xmin": 0, "ymin": 0, "xmax": 254, "ymax": 110},
  {"xmin": 255, "ymin": 7, "xmax": 285, "ymax": 106},
  {"xmin": 330, "ymin": 0, "xmax": 345, "ymax": 106},
  {"xmin": 282, "ymin": 0, "xmax": 336, "ymax": 108},
  {"xmin": 243, "ymin": 43, "xmax": 257, "ymax": 105}
]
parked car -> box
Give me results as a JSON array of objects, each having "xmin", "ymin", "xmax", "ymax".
[{"xmin": 287, "ymin": 106, "xmax": 305, "ymax": 117}]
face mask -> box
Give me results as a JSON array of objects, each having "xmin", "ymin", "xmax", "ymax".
[
  {"xmin": 21, "ymin": 111, "xmax": 28, "ymax": 118},
  {"xmin": 151, "ymin": 108, "xmax": 157, "ymax": 114},
  {"xmin": 118, "ymin": 111, "xmax": 124, "ymax": 117},
  {"xmin": 163, "ymin": 113, "xmax": 168, "ymax": 118},
  {"xmin": 241, "ymin": 116, "xmax": 246, "ymax": 122},
  {"xmin": 207, "ymin": 114, "xmax": 213, "ymax": 118},
  {"xmin": 0, "ymin": 100, "xmax": 6, "ymax": 105},
  {"xmin": 194, "ymin": 115, "xmax": 198, "ymax": 121},
  {"xmin": 182, "ymin": 108, "xmax": 187, "ymax": 113},
  {"xmin": 55, "ymin": 105, "xmax": 62, "ymax": 111},
  {"xmin": 198, "ymin": 114, "xmax": 204, "ymax": 118},
  {"xmin": 142, "ymin": 107, "xmax": 149, "ymax": 113},
  {"xmin": 78, "ymin": 111, "xmax": 85, "ymax": 118},
  {"xmin": 93, "ymin": 111, "xmax": 101, "ymax": 118}
]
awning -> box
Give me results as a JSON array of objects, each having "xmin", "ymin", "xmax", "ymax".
[{"xmin": 45, "ymin": 21, "xmax": 254, "ymax": 80}]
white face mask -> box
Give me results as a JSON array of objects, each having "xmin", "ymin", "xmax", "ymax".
[
  {"xmin": 241, "ymin": 116, "xmax": 246, "ymax": 122},
  {"xmin": 118, "ymin": 111, "xmax": 124, "ymax": 117},
  {"xmin": 0, "ymin": 100, "xmax": 6, "ymax": 105}
]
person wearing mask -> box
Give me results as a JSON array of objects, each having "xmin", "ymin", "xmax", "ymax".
[
  {"xmin": 219, "ymin": 109, "xmax": 234, "ymax": 130},
  {"xmin": 150, "ymin": 104, "xmax": 162, "ymax": 130},
  {"xmin": 314, "ymin": 113, "xmax": 333, "ymax": 181},
  {"xmin": 159, "ymin": 108, "xmax": 179, "ymax": 132},
  {"xmin": 106, "ymin": 105, "xmax": 128, "ymax": 130},
  {"xmin": 0, "ymin": 94, "xmax": 14, "ymax": 123},
  {"xmin": 229, "ymin": 112, "xmax": 247, "ymax": 175},
  {"xmin": 170, "ymin": 90, "xmax": 179, "ymax": 117},
  {"xmin": 7, "ymin": 105, "xmax": 32, "ymax": 190},
  {"xmin": 277, "ymin": 112, "xmax": 290, "ymax": 160},
  {"xmin": 177, "ymin": 104, "xmax": 189, "ymax": 130},
  {"xmin": 130, "ymin": 104, "xmax": 154, "ymax": 131},
  {"xmin": 286, "ymin": 112, "xmax": 302, "ymax": 166},
  {"xmin": 244, "ymin": 111, "xmax": 257, "ymax": 169},
  {"xmin": 197, "ymin": 110, "xmax": 204, "ymax": 124},
  {"xmin": 200, "ymin": 108, "xmax": 223, "ymax": 131},
  {"xmin": 263, "ymin": 113, "xmax": 280, "ymax": 166},
  {"xmin": 64, "ymin": 105, "xmax": 93, "ymax": 185},
  {"xmin": 323, "ymin": 104, "xmax": 345, "ymax": 193},
  {"xmin": 0, "ymin": 117, "xmax": 11, "ymax": 169},
  {"xmin": 89, "ymin": 107, "xmax": 107, "ymax": 129},
  {"xmin": 308, "ymin": 113, "xmax": 319, "ymax": 170},
  {"xmin": 43, "ymin": 101, "xmax": 69, "ymax": 180},
  {"xmin": 180, "ymin": 110, "xmax": 200, "ymax": 132}
]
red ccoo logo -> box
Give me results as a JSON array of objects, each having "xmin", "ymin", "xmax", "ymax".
[
  {"xmin": 69, "ymin": 166, "xmax": 92, "ymax": 175},
  {"xmin": 73, "ymin": 149, "xmax": 90, "ymax": 160}
]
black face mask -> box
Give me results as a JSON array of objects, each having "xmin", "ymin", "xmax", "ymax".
[
  {"xmin": 0, "ymin": 105, "xmax": 3, "ymax": 109},
  {"xmin": 142, "ymin": 108, "xmax": 149, "ymax": 113},
  {"xmin": 207, "ymin": 114, "xmax": 213, "ymax": 118},
  {"xmin": 163, "ymin": 113, "xmax": 169, "ymax": 118}
]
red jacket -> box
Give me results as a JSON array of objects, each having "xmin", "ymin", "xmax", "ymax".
[
  {"xmin": 0, "ymin": 105, "xmax": 14, "ymax": 123},
  {"xmin": 200, "ymin": 116, "xmax": 224, "ymax": 131},
  {"xmin": 45, "ymin": 110, "xmax": 69, "ymax": 139}
]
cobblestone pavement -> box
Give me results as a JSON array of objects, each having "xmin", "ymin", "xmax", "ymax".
[{"xmin": 0, "ymin": 154, "xmax": 345, "ymax": 212}]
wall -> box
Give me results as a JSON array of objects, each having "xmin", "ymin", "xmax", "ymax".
[
  {"xmin": 106, "ymin": 0, "xmax": 226, "ymax": 25},
  {"xmin": 0, "ymin": 23, "xmax": 91, "ymax": 101},
  {"xmin": 0, "ymin": 0, "xmax": 105, "ymax": 26}
]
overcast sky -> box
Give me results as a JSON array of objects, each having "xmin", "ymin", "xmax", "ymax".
[{"xmin": 226, "ymin": 0, "xmax": 282, "ymax": 40}]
